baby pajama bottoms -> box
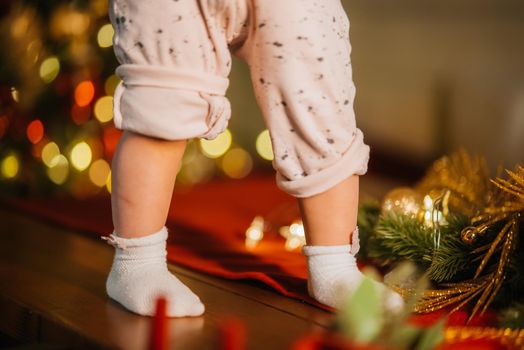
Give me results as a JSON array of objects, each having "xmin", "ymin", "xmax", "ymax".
[{"xmin": 108, "ymin": 0, "xmax": 370, "ymax": 198}]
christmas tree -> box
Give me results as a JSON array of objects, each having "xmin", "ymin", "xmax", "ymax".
[{"xmin": 0, "ymin": 0, "xmax": 273, "ymax": 198}]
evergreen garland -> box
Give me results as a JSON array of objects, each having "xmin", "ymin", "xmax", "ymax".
[
  {"xmin": 369, "ymin": 211, "xmax": 434, "ymax": 267},
  {"xmin": 357, "ymin": 152, "xmax": 524, "ymax": 318},
  {"xmin": 360, "ymin": 208, "xmax": 477, "ymax": 283}
]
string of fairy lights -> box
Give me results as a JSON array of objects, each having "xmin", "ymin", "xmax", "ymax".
[
  {"xmin": 242, "ymin": 188, "xmax": 447, "ymax": 252},
  {"xmin": 0, "ymin": 1, "xmax": 275, "ymax": 197}
]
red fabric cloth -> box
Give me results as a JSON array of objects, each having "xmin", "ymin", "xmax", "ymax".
[
  {"xmin": 0, "ymin": 173, "xmax": 508, "ymax": 348},
  {"xmin": 1, "ymin": 173, "xmax": 321, "ymax": 306}
]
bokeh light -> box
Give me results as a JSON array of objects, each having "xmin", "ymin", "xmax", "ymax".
[
  {"xmin": 50, "ymin": 7, "xmax": 90, "ymax": 37},
  {"xmin": 88, "ymin": 158, "xmax": 111, "ymax": 187},
  {"xmin": 180, "ymin": 157, "xmax": 215, "ymax": 184},
  {"xmin": 11, "ymin": 87, "xmax": 19, "ymax": 102},
  {"xmin": 94, "ymin": 96, "xmax": 113, "ymax": 123},
  {"xmin": 176, "ymin": 140, "xmax": 215, "ymax": 185},
  {"xmin": 106, "ymin": 170, "xmax": 112, "ymax": 193},
  {"xmin": 221, "ymin": 148, "xmax": 253, "ymax": 179},
  {"xmin": 31, "ymin": 136, "xmax": 49, "ymax": 159},
  {"xmin": 256, "ymin": 129, "xmax": 274, "ymax": 161},
  {"xmin": 1, "ymin": 152, "xmax": 20, "ymax": 179},
  {"xmin": 97, "ymin": 23, "xmax": 114, "ymax": 48},
  {"xmin": 47, "ymin": 154, "xmax": 69, "ymax": 184},
  {"xmin": 39, "ymin": 56, "xmax": 60, "ymax": 83},
  {"xmin": 102, "ymin": 126, "xmax": 122, "ymax": 158},
  {"xmin": 70, "ymin": 141, "xmax": 92, "ymax": 171},
  {"xmin": 11, "ymin": 12, "xmax": 30, "ymax": 38},
  {"xmin": 199, "ymin": 129, "xmax": 232, "ymax": 158},
  {"xmin": 66, "ymin": 12, "xmax": 90, "ymax": 35},
  {"xmin": 71, "ymin": 103, "xmax": 91, "ymax": 125},
  {"xmin": 104, "ymin": 74, "xmax": 120, "ymax": 96},
  {"xmin": 26, "ymin": 119, "xmax": 44, "ymax": 144},
  {"xmin": 41, "ymin": 142, "xmax": 60, "ymax": 167},
  {"xmin": 179, "ymin": 139, "xmax": 199, "ymax": 169},
  {"xmin": 279, "ymin": 220, "xmax": 306, "ymax": 251},
  {"xmin": 245, "ymin": 216, "xmax": 265, "ymax": 250},
  {"xmin": 91, "ymin": 0, "xmax": 110, "ymax": 17},
  {"xmin": 74, "ymin": 80, "xmax": 95, "ymax": 107},
  {"xmin": 87, "ymin": 137, "xmax": 104, "ymax": 161}
]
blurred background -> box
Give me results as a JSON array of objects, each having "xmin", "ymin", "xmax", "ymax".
[{"xmin": 0, "ymin": 0, "xmax": 522, "ymax": 198}]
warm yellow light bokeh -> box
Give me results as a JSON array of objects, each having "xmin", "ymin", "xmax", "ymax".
[
  {"xmin": 106, "ymin": 170, "xmax": 112, "ymax": 193},
  {"xmin": 10, "ymin": 87, "xmax": 19, "ymax": 102},
  {"xmin": 221, "ymin": 148, "xmax": 253, "ymax": 179},
  {"xmin": 256, "ymin": 129, "xmax": 274, "ymax": 161},
  {"xmin": 97, "ymin": 23, "xmax": 114, "ymax": 48},
  {"xmin": 285, "ymin": 236, "xmax": 303, "ymax": 251},
  {"xmin": 39, "ymin": 56, "xmax": 60, "ymax": 83},
  {"xmin": 11, "ymin": 13, "xmax": 30, "ymax": 38},
  {"xmin": 70, "ymin": 142, "xmax": 92, "ymax": 171},
  {"xmin": 65, "ymin": 11, "xmax": 90, "ymax": 35},
  {"xmin": 1, "ymin": 153, "xmax": 19, "ymax": 179},
  {"xmin": 41, "ymin": 142, "xmax": 61, "ymax": 167},
  {"xmin": 89, "ymin": 159, "xmax": 111, "ymax": 187},
  {"xmin": 104, "ymin": 74, "xmax": 121, "ymax": 96},
  {"xmin": 91, "ymin": 0, "xmax": 109, "ymax": 17},
  {"xmin": 94, "ymin": 96, "xmax": 114, "ymax": 123},
  {"xmin": 200, "ymin": 129, "xmax": 232, "ymax": 158},
  {"xmin": 47, "ymin": 154, "xmax": 69, "ymax": 184},
  {"xmin": 244, "ymin": 216, "xmax": 265, "ymax": 250}
]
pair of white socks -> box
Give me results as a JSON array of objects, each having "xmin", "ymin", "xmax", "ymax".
[{"xmin": 102, "ymin": 226, "xmax": 403, "ymax": 317}]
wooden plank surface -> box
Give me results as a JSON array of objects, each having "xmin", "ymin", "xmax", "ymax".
[{"xmin": 0, "ymin": 207, "xmax": 332, "ymax": 350}]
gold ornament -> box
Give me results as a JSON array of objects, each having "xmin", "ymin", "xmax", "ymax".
[
  {"xmin": 415, "ymin": 149, "xmax": 491, "ymax": 218},
  {"xmin": 460, "ymin": 226, "xmax": 479, "ymax": 245},
  {"xmin": 381, "ymin": 187, "xmax": 423, "ymax": 218}
]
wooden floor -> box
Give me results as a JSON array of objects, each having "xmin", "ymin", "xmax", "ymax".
[
  {"xmin": 0, "ymin": 207, "xmax": 336, "ymax": 350},
  {"xmin": 0, "ymin": 174, "xmax": 407, "ymax": 349}
]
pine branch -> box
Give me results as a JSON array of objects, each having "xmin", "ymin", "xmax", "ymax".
[
  {"xmin": 427, "ymin": 215, "xmax": 473, "ymax": 283},
  {"xmin": 356, "ymin": 202, "xmax": 381, "ymax": 259},
  {"xmin": 368, "ymin": 213, "xmax": 434, "ymax": 267},
  {"xmin": 368, "ymin": 212, "xmax": 476, "ymax": 283}
]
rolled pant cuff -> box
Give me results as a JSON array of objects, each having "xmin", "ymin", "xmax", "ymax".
[
  {"xmin": 112, "ymin": 64, "xmax": 231, "ymax": 141},
  {"xmin": 275, "ymin": 129, "xmax": 370, "ymax": 198}
]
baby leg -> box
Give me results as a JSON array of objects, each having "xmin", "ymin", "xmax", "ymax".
[
  {"xmin": 102, "ymin": 0, "xmax": 234, "ymax": 317},
  {"xmin": 299, "ymin": 175, "xmax": 403, "ymax": 312},
  {"xmin": 111, "ymin": 130, "xmax": 186, "ymax": 238},
  {"xmin": 298, "ymin": 175, "xmax": 359, "ymax": 246},
  {"xmin": 236, "ymin": 0, "xmax": 403, "ymax": 311},
  {"xmin": 105, "ymin": 130, "xmax": 205, "ymax": 317}
]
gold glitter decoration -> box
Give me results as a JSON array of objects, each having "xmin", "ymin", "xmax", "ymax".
[
  {"xmin": 398, "ymin": 155, "xmax": 523, "ymax": 321},
  {"xmin": 444, "ymin": 326, "xmax": 524, "ymax": 349},
  {"xmin": 415, "ymin": 149, "xmax": 492, "ymax": 218},
  {"xmin": 394, "ymin": 276, "xmax": 491, "ymax": 315}
]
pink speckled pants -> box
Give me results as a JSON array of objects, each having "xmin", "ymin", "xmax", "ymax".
[{"xmin": 108, "ymin": 0, "xmax": 370, "ymax": 198}]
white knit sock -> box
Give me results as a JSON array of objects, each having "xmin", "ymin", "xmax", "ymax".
[
  {"xmin": 102, "ymin": 226, "xmax": 205, "ymax": 317},
  {"xmin": 302, "ymin": 228, "xmax": 404, "ymax": 312}
]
